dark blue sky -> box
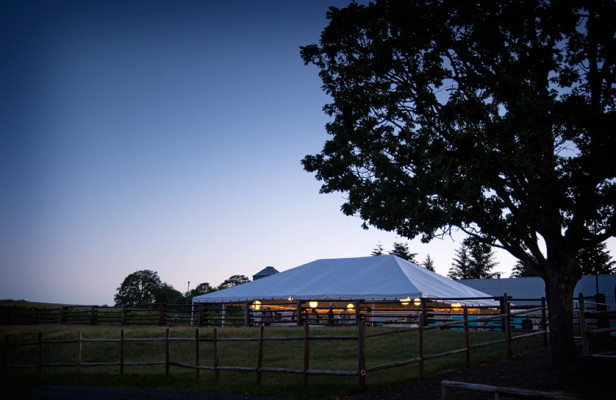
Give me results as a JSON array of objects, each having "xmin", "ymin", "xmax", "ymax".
[{"xmin": 1, "ymin": 0, "xmax": 562, "ymax": 305}]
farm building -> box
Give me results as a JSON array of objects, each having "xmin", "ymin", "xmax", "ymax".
[{"xmin": 463, "ymin": 275, "xmax": 616, "ymax": 310}]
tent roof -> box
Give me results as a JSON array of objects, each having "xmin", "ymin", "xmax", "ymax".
[{"xmin": 193, "ymin": 255, "xmax": 494, "ymax": 305}]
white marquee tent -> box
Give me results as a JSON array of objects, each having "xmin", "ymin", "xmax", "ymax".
[{"xmin": 193, "ymin": 255, "xmax": 495, "ymax": 306}]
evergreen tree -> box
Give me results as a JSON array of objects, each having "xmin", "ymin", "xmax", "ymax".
[
  {"xmin": 371, "ymin": 243, "xmax": 385, "ymax": 256},
  {"xmin": 468, "ymin": 238, "xmax": 498, "ymax": 279},
  {"xmin": 448, "ymin": 238, "xmax": 497, "ymax": 279},
  {"xmin": 448, "ymin": 243, "xmax": 473, "ymax": 280},
  {"xmin": 389, "ymin": 242, "xmax": 417, "ymax": 263},
  {"xmin": 510, "ymin": 260, "xmax": 538, "ymax": 278},
  {"xmin": 422, "ymin": 254, "xmax": 436, "ymax": 272},
  {"xmin": 577, "ymin": 242, "xmax": 615, "ymax": 275}
]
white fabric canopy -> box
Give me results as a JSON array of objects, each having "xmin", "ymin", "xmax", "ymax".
[{"xmin": 193, "ymin": 255, "xmax": 495, "ymax": 305}]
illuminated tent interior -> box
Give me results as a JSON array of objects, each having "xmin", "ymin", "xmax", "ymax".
[{"xmin": 192, "ymin": 255, "xmax": 494, "ymax": 308}]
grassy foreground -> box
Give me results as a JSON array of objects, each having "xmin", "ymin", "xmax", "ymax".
[{"xmin": 0, "ymin": 324, "xmax": 544, "ymax": 399}]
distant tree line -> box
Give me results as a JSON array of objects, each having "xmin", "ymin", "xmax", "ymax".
[{"xmin": 114, "ymin": 270, "xmax": 250, "ymax": 307}]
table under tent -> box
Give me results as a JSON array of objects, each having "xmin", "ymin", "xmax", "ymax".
[{"xmin": 192, "ymin": 255, "xmax": 502, "ymax": 328}]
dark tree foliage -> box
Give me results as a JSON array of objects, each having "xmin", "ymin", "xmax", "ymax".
[
  {"xmin": 187, "ymin": 282, "xmax": 215, "ymax": 301},
  {"xmin": 371, "ymin": 242, "xmax": 385, "ymax": 256},
  {"xmin": 449, "ymin": 237, "xmax": 497, "ymax": 279},
  {"xmin": 152, "ymin": 283, "xmax": 184, "ymax": 304},
  {"xmin": 512, "ymin": 244, "xmax": 615, "ymax": 276},
  {"xmin": 449, "ymin": 243, "xmax": 473, "ymax": 280},
  {"xmin": 511, "ymin": 260, "xmax": 539, "ymax": 278},
  {"xmin": 218, "ymin": 274, "xmax": 250, "ymax": 290},
  {"xmin": 114, "ymin": 270, "xmax": 163, "ymax": 306},
  {"xmin": 389, "ymin": 241, "xmax": 418, "ymax": 262},
  {"xmin": 577, "ymin": 242, "xmax": 616, "ymax": 275},
  {"xmin": 422, "ymin": 254, "xmax": 436, "ymax": 272},
  {"xmin": 301, "ymin": 0, "xmax": 616, "ymax": 366}
]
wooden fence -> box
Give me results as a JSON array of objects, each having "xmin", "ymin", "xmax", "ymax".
[
  {"xmin": 576, "ymin": 293, "xmax": 616, "ymax": 357},
  {"xmin": 2, "ymin": 301, "xmax": 549, "ymax": 390},
  {"xmin": 1, "ymin": 295, "xmax": 550, "ymax": 329}
]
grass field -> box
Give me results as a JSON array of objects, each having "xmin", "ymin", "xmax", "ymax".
[{"xmin": 0, "ymin": 323, "xmax": 545, "ymax": 398}]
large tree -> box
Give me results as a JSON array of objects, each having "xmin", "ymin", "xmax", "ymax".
[
  {"xmin": 114, "ymin": 270, "xmax": 163, "ymax": 306},
  {"xmin": 300, "ymin": 0, "xmax": 616, "ymax": 366}
]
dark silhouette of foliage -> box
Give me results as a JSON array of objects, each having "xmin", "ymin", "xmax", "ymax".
[
  {"xmin": 114, "ymin": 270, "xmax": 163, "ymax": 306},
  {"xmin": 389, "ymin": 242, "xmax": 418, "ymax": 263},
  {"xmin": 578, "ymin": 242, "xmax": 616, "ymax": 275},
  {"xmin": 218, "ymin": 274, "xmax": 250, "ymax": 290},
  {"xmin": 301, "ymin": 0, "xmax": 616, "ymax": 366},
  {"xmin": 449, "ymin": 237, "xmax": 497, "ymax": 279},
  {"xmin": 422, "ymin": 254, "xmax": 436, "ymax": 272},
  {"xmin": 371, "ymin": 242, "xmax": 385, "ymax": 256},
  {"xmin": 152, "ymin": 283, "xmax": 183, "ymax": 304}
]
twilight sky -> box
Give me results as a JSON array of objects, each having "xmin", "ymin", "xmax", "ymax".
[{"xmin": 1, "ymin": 1, "xmax": 612, "ymax": 306}]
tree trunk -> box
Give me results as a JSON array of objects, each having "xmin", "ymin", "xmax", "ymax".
[{"xmin": 543, "ymin": 267, "xmax": 580, "ymax": 367}]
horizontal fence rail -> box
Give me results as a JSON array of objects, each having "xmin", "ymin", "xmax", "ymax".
[
  {"xmin": 441, "ymin": 380, "xmax": 580, "ymax": 400},
  {"xmin": 576, "ymin": 293, "xmax": 616, "ymax": 357},
  {"xmin": 2, "ymin": 296, "xmax": 551, "ymax": 390}
]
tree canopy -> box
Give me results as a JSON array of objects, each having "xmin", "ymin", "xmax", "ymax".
[
  {"xmin": 114, "ymin": 270, "xmax": 163, "ymax": 306},
  {"xmin": 218, "ymin": 275, "xmax": 250, "ymax": 290},
  {"xmin": 301, "ymin": 0, "xmax": 616, "ymax": 366}
]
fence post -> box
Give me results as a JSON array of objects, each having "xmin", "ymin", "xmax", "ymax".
[
  {"xmin": 418, "ymin": 309, "xmax": 424, "ymax": 381},
  {"xmin": 463, "ymin": 307, "xmax": 470, "ymax": 368},
  {"xmin": 504, "ymin": 294, "xmax": 512, "ymax": 359},
  {"xmin": 354, "ymin": 300, "xmax": 361, "ymax": 326},
  {"xmin": 358, "ymin": 321, "xmax": 366, "ymax": 391},
  {"xmin": 89, "ymin": 306, "xmax": 98, "ymax": 325},
  {"xmin": 77, "ymin": 331, "xmax": 82, "ymax": 371},
  {"xmin": 257, "ymin": 324, "xmax": 265, "ymax": 384},
  {"xmin": 541, "ymin": 297, "xmax": 548, "ymax": 347},
  {"xmin": 122, "ymin": 306, "xmax": 128, "ymax": 326},
  {"xmin": 214, "ymin": 328, "xmax": 219, "ymax": 383},
  {"xmin": 195, "ymin": 328, "xmax": 200, "ymax": 379},
  {"xmin": 37, "ymin": 332, "xmax": 42, "ymax": 373},
  {"xmin": 578, "ymin": 293, "xmax": 589, "ymax": 356},
  {"xmin": 303, "ymin": 321, "xmax": 309, "ymax": 384},
  {"xmin": 442, "ymin": 384, "xmax": 450, "ymax": 400},
  {"xmin": 296, "ymin": 300, "xmax": 303, "ymax": 326},
  {"xmin": 3, "ymin": 335, "xmax": 8, "ymax": 371},
  {"xmin": 159, "ymin": 304, "xmax": 167, "ymax": 326},
  {"xmin": 120, "ymin": 329, "xmax": 124, "ymax": 375},
  {"xmin": 244, "ymin": 300, "xmax": 251, "ymax": 327},
  {"xmin": 198, "ymin": 303, "xmax": 206, "ymax": 327},
  {"xmin": 499, "ymin": 294, "xmax": 506, "ymax": 332},
  {"xmin": 165, "ymin": 328, "xmax": 170, "ymax": 376},
  {"xmin": 59, "ymin": 306, "xmax": 66, "ymax": 324}
]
